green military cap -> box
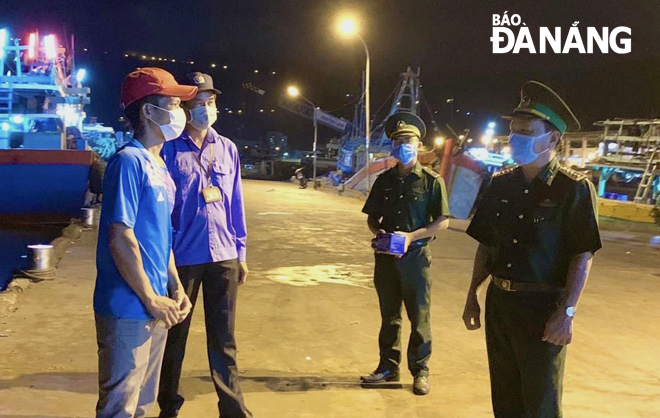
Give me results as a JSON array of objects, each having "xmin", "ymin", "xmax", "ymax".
[
  {"xmin": 384, "ymin": 111, "xmax": 427, "ymax": 140},
  {"xmin": 503, "ymin": 80, "xmax": 581, "ymax": 134}
]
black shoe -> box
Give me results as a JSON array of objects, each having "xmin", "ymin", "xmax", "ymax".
[
  {"xmin": 360, "ymin": 369, "xmax": 400, "ymax": 383},
  {"xmin": 222, "ymin": 410, "xmax": 253, "ymax": 418},
  {"xmin": 413, "ymin": 375, "xmax": 430, "ymax": 395}
]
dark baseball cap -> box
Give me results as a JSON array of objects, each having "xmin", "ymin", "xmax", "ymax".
[
  {"xmin": 183, "ymin": 72, "xmax": 221, "ymax": 95},
  {"xmin": 120, "ymin": 67, "xmax": 198, "ymax": 109}
]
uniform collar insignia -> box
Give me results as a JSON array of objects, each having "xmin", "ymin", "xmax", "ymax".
[
  {"xmin": 538, "ymin": 158, "xmax": 560, "ymax": 186},
  {"xmin": 412, "ymin": 161, "xmax": 424, "ymax": 178}
]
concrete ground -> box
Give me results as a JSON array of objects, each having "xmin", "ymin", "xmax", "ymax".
[{"xmin": 0, "ymin": 179, "xmax": 659, "ymax": 418}]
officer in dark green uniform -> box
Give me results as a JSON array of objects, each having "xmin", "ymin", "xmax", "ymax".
[
  {"xmin": 462, "ymin": 81, "xmax": 602, "ymax": 417},
  {"xmin": 360, "ymin": 111, "xmax": 450, "ymax": 396}
]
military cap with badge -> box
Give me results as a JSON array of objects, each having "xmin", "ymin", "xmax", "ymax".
[
  {"xmin": 502, "ymin": 80, "xmax": 581, "ymax": 166},
  {"xmin": 384, "ymin": 111, "xmax": 427, "ymax": 139}
]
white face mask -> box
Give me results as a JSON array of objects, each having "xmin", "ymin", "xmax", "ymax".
[
  {"xmin": 147, "ymin": 104, "xmax": 186, "ymax": 141},
  {"xmin": 189, "ymin": 105, "xmax": 218, "ymax": 131}
]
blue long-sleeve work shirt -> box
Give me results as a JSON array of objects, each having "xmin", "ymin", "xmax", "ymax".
[{"xmin": 161, "ymin": 128, "xmax": 247, "ymax": 266}]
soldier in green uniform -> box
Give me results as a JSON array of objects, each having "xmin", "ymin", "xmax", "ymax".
[
  {"xmin": 462, "ymin": 81, "xmax": 602, "ymax": 417},
  {"xmin": 360, "ymin": 112, "xmax": 450, "ymax": 395}
]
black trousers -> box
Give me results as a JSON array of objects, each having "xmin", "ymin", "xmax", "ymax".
[
  {"xmin": 373, "ymin": 246, "xmax": 432, "ymax": 377},
  {"xmin": 158, "ymin": 260, "xmax": 245, "ymax": 418},
  {"xmin": 485, "ymin": 283, "xmax": 566, "ymax": 418}
]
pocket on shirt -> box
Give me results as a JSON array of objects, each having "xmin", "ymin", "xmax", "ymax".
[
  {"xmin": 411, "ymin": 188, "xmax": 428, "ymax": 203},
  {"xmin": 533, "ymin": 203, "xmax": 561, "ymax": 244},
  {"xmin": 175, "ymin": 159, "xmax": 195, "ymax": 177},
  {"xmin": 211, "ymin": 160, "xmax": 231, "ymax": 193},
  {"xmin": 534, "ymin": 203, "xmax": 559, "ymax": 224}
]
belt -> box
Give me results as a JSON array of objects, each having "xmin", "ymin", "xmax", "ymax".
[{"xmin": 492, "ymin": 277, "xmax": 561, "ymax": 293}]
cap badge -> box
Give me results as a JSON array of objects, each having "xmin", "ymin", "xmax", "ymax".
[{"xmin": 195, "ymin": 75, "xmax": 205, "ymax": 84}]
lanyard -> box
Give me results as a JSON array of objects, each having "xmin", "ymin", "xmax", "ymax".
[{"xmin": 185, "ymin": 139, "xmax": 214, "ymax": 181}]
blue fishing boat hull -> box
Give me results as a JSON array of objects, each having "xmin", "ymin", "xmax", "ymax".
[{"xmin": 0, "ymin": 150, "xmax": 93, "ymax": 217}]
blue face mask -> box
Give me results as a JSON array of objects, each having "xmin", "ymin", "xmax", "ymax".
[
  {"xmin": 391, "ymin": 143, "xmax": 417, "ymax": 164},
  {"xmin": 508, "ymin": 131, "xmax": 552, "ymax": 165}
]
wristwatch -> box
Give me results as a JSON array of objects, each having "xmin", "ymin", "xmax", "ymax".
[{"xmin": 565, "ymin": 306, "xmax": 576, "ymax": 318}]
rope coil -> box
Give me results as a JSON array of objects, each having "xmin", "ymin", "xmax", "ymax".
[{"xmin": 15, "ymin": 267, "xmax": 57, "ymax": 282}]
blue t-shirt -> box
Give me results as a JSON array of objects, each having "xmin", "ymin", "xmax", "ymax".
[{"xmin": 94, "ymin": 139, "xmax": 176, "ymax": 319}]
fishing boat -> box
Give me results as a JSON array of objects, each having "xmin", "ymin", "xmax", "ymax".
[{"xmin": 0, "ymin": 28, "xmax": 94, "ymax": 221}]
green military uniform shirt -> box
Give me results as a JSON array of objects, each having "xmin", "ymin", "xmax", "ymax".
[
  {"xmin": 362, "ymin": 162, "xmax": 450, "ymax": 247},
  {"xmin": 466, "ymin": 158, "xmax": 602, "ymax": 285}
]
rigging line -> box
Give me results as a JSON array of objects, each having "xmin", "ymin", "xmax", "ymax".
[
  {"xmin": 366, "ymin": 80, "xmax": 406, "ymax": 137},
  {"xmin": 370, "ymin": 79, "xmax": 403, "ymax": 125},
  {"xmin": 325, "ymin": 93, "xmax": 364, "ymax": 114},
  {"xmin": 420, "ymin": 90, "xmax": 441, "ymax": 132}
]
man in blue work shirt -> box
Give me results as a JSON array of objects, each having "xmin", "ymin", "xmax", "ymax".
[
  {"xmin": 158, "ymin": 72, "xmax": 251, "ymax": 418},
  {"xmin": 94, "ymin": 67, "xmax": 196, "ymax": 418}
]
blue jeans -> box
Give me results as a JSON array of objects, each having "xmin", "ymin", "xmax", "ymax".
[{"xmin": 95, "ymin": 314, "xmax": 168, "ymax": 418}]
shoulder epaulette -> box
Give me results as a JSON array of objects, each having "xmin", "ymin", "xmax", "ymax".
[
  {"xmin": 492, "ymin": 166, "xmax": 519, "ymax": 178},
  {"xmin": 558, "ymin": 165, "xmax": 587, "ymax": 181},
  {"xmin": 422, "ymin": 166, "xmax": 441, "ymax": 179}
]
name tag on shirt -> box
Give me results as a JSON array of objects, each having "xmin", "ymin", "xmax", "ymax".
[{"xmin": 202, "ymin": 186, "xmax": 222, "ymax": 203}]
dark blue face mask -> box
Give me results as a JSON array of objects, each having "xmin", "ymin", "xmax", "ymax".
[{"xmin": 391, "ymin": 143, "xmax": 417, "ymax": 164}]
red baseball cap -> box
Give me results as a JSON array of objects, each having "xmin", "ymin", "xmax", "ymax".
[{"xmin": 120, "ymin": 67, "xmax": 198, "ymax": 109}]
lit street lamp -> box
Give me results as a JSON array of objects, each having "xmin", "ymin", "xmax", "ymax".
[
  {"xmin": 287, "ymin": 85, "xmax": 319, "ymax": 188},
  {"xmin": 338, "ymin": 16, "xmax": 372, "ymax": 192}
]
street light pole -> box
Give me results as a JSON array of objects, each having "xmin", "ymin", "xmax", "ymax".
[
  {"xmin": 447, "ymin": 97, "xmax": 454, "ymax": 125},
  {"xmin": 336, "ymin": 17, "xmax": 371, "ymax": 193},
  {"xmin": 312, "ymin": 106, "xmax": 318, "ymax": 188},
  {"xmin": 358, "ymin": 35, "xmax": 371, "ymax": 193},
  {"xmin": 286, "ymin": 86, "xmax": 319, "ymax": 188},
  {"xmin": 298, "ymin": 94, "xmax": 318, "ymax": 188}
]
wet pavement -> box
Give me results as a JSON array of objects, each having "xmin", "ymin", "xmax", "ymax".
[{"xmin": 0, "ymin": 179, "xmax": 658, "ymax": 417}]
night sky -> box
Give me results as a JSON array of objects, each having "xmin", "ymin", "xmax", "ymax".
[{"xmin": 2, "ymin": 0, "xmax": 660, "ymax": 148}]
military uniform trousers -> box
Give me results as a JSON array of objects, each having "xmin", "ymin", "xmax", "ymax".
[
  {"xmin": 486, "ymin": 283, "xmax": 567, "ymax": 418},
  {"xmin": 374, "ymin": 245, "xmax": 432, "ymax": 377}
]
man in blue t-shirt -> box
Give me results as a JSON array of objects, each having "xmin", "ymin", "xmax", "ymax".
[{"xmin": 93, "ymin": 67, "xmax": 197, "ymax": 418}]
